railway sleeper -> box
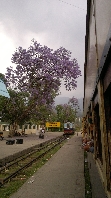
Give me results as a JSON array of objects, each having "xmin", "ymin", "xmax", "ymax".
[{"xmin": 0, "ymin": 136, "xmax": 66, "ymax": 187}]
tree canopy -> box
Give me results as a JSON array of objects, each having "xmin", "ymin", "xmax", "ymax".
[
  {"xmin": 3, "ymin": 40, "xmax": 81, "ymax": 126},
  {"xmin": 55, "ymin": 97, "xmax": 80, "ymax": 124},
  {"xmin": 6, "ymin": 40, "xmax": 81, "ymax": 107}
]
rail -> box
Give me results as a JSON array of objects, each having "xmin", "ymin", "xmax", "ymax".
[{"xmin": 0, "ymin": 135, "xmax": 66, "ymax": 187}]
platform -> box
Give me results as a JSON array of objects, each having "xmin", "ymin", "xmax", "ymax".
[
  {"xmin": 10, "ymin": 133, "xmax": 85, "ymax": 198},
  {"xmin": 0, "ymin": 132, "xmax": 63, "ymax": 162}
]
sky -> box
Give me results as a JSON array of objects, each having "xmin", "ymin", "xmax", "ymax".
[{"xmin": 0, "ymin": 0, "xmax": 87, "ymax": 99}]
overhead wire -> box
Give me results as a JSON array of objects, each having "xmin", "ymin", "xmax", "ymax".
[{"xmin": 58, "ymin": 0, "xmax": 86, "ymax": 11}]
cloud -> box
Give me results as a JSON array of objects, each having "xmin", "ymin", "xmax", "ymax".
[
  {"xmin": 0, "ymin": 23, "xmax": 15, "ymax": 73},
  {"xmin": 0, "ymin": 0, "xmax": 87, "ymax": 98}
]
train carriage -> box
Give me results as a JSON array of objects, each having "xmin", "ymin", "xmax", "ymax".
[{"xmin": 63, "ymin": 122, "xmax": 75, "ymax": 136}]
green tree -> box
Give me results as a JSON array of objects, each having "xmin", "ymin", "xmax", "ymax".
[{"xmin": 0, "ymin": 73, "xmax": 7, "ymax": 83}]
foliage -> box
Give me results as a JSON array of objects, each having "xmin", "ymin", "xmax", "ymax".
[
  {"xmin": 0, "ymin": 142, "xmax": 65, "ymax": 198},
  {"xmin": 56, "ymin": 96, "xmax": 80, "ymax": 120},
  {"xmin": 1, "ymin": 41, "xmax": 81, "ymax": 126},
  {"xmin": 0, "ymin": 89, "xmax": 29, "ymax": 125},
  {"xmin": 6, "ymin": 40, "xmax": 81, "ymax": 109},
  {"xmin": 55, "ymin": 104, "xmax": 75, "ymax": 124},
  {"xmin": 32, "ymin": 105, "xmax": 53, "ymax": 125},
  {"xmin": 44, "ymin": 96, "xmax": 80, "ymax": 131},
  {"xmin": 68, "ymin": 96, "xmax": 80, "ymax": 113},
  {"xmin": 0, "ymin": 73, "xmax": 7, "ymax": 84},
  {"xmin": 0, "ymin": 89, "xmax": 53, "ymax": 126}
]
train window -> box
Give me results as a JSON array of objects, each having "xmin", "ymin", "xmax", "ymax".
[
  {"xmin": 64, "ymin": 122, "xmax": 73, "ymax": 129},
  {"xmin": 64, "ymin": 123, "xmax": 67, "ymax": 128},
  {"xmin": 64, "ymin": 122, "xmax": 71, "ymax": 128},
  {"xmin": 70, "ymin": 123, "xmax": 73, "ymax": 128}
]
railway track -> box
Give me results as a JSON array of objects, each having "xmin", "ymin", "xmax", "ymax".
[{"xmin": 0, "ymin": 135, "xmax": 66, "ymax": 187}]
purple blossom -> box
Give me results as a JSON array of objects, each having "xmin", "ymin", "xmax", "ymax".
[{"xmin": 6, "ymin": 40, "xmax": 81, "ymax": 108}]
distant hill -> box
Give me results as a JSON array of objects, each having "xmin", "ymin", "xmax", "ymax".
[
  {"xmin": 54, "ymin": 97, "xmax": 83, "ymax": 114},
  {"xmin": 54, "ymin": 97, "xmax": 69, "ymax": 105}
]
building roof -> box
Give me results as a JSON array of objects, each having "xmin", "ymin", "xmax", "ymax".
[{"xmin": 0, "ymin": 79, "xmax": 10, "ymax": 98}]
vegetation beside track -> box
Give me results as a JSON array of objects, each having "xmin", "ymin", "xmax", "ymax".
[{"xmin": 0, "ymin": 138, "xmax": 67, "ymax": 198}]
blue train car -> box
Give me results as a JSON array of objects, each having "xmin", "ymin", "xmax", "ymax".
[{"xmin": 63, "ymin": 122, "xmax": 75, "ymax": 135}]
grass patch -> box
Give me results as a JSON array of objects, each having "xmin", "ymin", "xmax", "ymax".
[
  {"xmin": 84, "ymin": 151, "xmax": 92, "ymax": 198},
  {"xmin": 0, "ymin": 140, "xmax": 67, "ymax": 198}
]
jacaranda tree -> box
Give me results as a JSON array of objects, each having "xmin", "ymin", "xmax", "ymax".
[
  {"xmin": 55, "ymin": 97, "xmax": 80, "ymax": 124},
  {"xmin": 5, "ymin": 40, "xmax": 81, "ymax": 125},
  {"xmin": 68, "ymin": 96, "xmax": 80, "ymax": 113}
]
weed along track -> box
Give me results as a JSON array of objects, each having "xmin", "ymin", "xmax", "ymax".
[{"xmin": 0, "ymin": 135, "xmax": 66, "ymax": 188}]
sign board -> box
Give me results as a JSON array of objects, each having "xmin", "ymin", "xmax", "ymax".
[{"xmin": 46, "ymin": 122, "xmax": 60, "ymax": 128}]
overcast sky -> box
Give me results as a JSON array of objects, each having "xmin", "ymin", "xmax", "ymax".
[{"xmin": 0, "ymin": 0, "xmax": 87, "ymax": 99}]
